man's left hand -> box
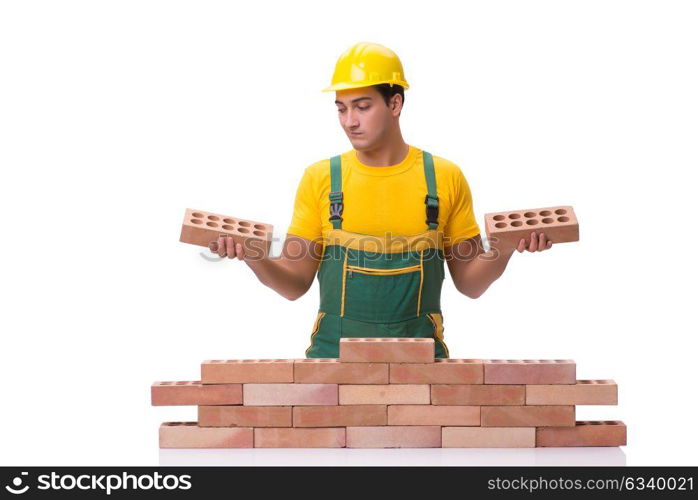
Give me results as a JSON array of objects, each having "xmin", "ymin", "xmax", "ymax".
[{"xmin": 517, "ymin": 231, "xmax": 553, "ymax": 252}]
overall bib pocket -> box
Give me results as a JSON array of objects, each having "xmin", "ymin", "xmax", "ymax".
[{"xmin": 342, "ymin": 263, "xmax": 423, "ymax": 323}]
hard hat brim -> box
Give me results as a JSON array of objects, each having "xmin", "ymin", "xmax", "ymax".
[{"xmin": 322, "ymin": 80, "xmax": 410, "ymax": 92}]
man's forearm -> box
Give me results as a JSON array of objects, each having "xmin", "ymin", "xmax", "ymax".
[
  {"xmin": 240, "ymin": 236, "xmax": 321, "ymax": 301},
  {"xmin": 447, "ymin": 231, "xmax": 553, "ymax": 299},
  {"xmin": 450, "ymin": 245, "xmax": 516, "ymax": 299},
  {"xmin": 245, "ymin": 256, "xmax": 311, "ymax": 301}
]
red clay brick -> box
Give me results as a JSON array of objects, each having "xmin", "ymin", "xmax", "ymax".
[
  {"xmin": 526, "ymin": 380, "xmax": 617, "ymax": 405},
  {"xmin": 151, "ymin": 381, "xmax": 241, "ymax": 406},
  {"xmin": 387, "ymin": 405, "xmax": 480, "ymax": 426},
  {"xmin": 293, "ymin": 405, "xmax": 387, "ymax": 427},
  {"xmin": 484, "ymin": 359, "xmax": 576, "ymax": 384},
  {"xmin": 339, "ymin": 385, "xmax": 430, "ymax": 405},
  {"xmin": 442, "ymin": 427, "xmax": 535, "ymax": 448},
  {"xmin": 198, "ymin": 406, "xmax": 292, "ymax": 427},
  {"xmin": 390, "ymin": 359, "xmax": 483, "ymax": 384},
  {"xmin": 159, "ymin": 422, "xmax": 253, "ymax": 448},
  {"xmin": 180, "ymin": 208, "xmax": 273, "ymax": 256},
  {"xmin": 339, "ymin": 338, "xmax": 435, "ymax": 363},
  {"xmin": 536, "ymin": 420, "xmax": 627, "ymax": 447},
  {"xmin": 484, "ymin": 205, "xmax": 579, "ymax": 249},
  {"xmin": 482, "ymin": 405, "xmax": 575, "ymax": 427},
  {"xmin": 201, "ymin": 359, "xmax": 294, "ymax": 384},
  {"xmin": 294, "ymin": 359, "xmax": 388, "ymax": 384},
  {"xmin": 254, "ymin": 427, "xmax": 345, "ymax": 448},
  {"xmin": 243, "ymin": 384, "xmax": 338, "ymax": 406},
  {"xmin": 431, "ymin": 385, "xmax": 525, "ymax": 405},
  {"xmin": 346, "ymin": 426, "xmax": 441, "ymax": 448}
]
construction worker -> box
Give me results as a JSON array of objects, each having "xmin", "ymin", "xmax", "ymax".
[{"xmin": 210, "ymin": 41, "xmax": 552, "ymax": 358}]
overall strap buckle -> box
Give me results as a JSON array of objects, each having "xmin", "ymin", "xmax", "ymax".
[
  {"xmin": 425, "ymin": 193, "xmax": 439, "ymax": 226},
  {"xmin": 329, "ymin": 191, "xmax": 344, "ymax": 222}
]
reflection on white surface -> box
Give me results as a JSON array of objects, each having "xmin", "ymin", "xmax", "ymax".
[{"xmin": 159, "ymin": 447, "xmax": 626, "ymax": 466}]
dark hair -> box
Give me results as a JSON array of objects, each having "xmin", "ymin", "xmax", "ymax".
[{"xmin": 373, "ymin": 83, "xmax": 405, "ymax": 107}]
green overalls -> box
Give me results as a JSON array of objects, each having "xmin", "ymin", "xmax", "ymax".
[{"xmin": 305, "ymin": 150, "xmax": 450, "ymax": 359}]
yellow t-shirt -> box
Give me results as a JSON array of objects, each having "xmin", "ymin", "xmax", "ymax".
[{"xmin": 287, "ymin": 144, "xmax": 480, "ymax": 247}]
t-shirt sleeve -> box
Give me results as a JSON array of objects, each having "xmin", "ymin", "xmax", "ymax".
[
  {"xmin": 443, "ymin": 168, "xmax": 480, "ymax": 247},
  {"xmin": 286, "ymin": 166, "xmax": 323, "ymax": 242}
]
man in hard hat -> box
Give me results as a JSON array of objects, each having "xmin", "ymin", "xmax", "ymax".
[{"xmin": 211, "ymin": 42, "xmax": 552, "ymax": 358}]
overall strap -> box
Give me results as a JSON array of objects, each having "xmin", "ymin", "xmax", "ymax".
[
  {"xmin": 328, "ymin": 155, "xmax": 343, "ymax": 229},
  {"xmin": 422, "ymin": 151, "xmax": 439, "ymax": 230}
]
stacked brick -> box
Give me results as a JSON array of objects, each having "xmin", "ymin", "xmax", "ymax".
[{"xmin": 152, "ymin": 338, "xmax": 626, "ymax": 448}]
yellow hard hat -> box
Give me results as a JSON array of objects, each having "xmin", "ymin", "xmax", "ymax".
[{"xmin": 322, "ymin": 42, "xmax": 409, "ymax": 92}]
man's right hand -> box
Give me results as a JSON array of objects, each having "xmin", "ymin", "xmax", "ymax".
[{"xmin": 209, "ymin": 235, "xmax": 245, "ymax": 260}]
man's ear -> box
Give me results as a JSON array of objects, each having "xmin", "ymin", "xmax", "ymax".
[{"xmin": 391, "ymin": 94, "xmax": 403, "ymax": 115}]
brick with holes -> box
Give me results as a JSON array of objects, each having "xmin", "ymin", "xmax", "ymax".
[
  {"xmin": 484, "ymin": 205, "xmax": 578, "ymax": 249},
  {"xmin": 339, "ymin": 338, "xmax": 435, "ymax": 363},
  {"xmin": 179, "ymin": 208, "xmax": 273, "ymax": 256},
  {"xmin": 481, "ymin": 405, "xmax": 576, "ymax": 427},
  {"xmin": 484, "ymin": 359, "xmax": 576, "ymax": 384},
  {"xmin": 431, "ymin": 384, "xmax": 525, "ymax": 405},
  {"xmin": 390, "ymin": 359, "xmax": 483, "ymax": 384},
  {"xmin": 293, "ymin": 405, "xmax": 387, "ymax": 427},
  {"xmin": 201, "ymin": 359, "xmax": 294, "ymax": 384},
  {"xmin": 536, "ymin": 420, "xmax": 627, "ymax": 447},
  {"xmin": 442, "ymin": 427, "xmax": 536, "ymax": 448},
  {"xmin": 243, "ymin": 384, "xmax": 338, "ymax": 406},
  {"xmin": 346, "ymin": 426, "xmax": 441, "ymax": 448},
  {"xmin": 159, "ymin": 422, "xmax": 253, "ymax": 448},
  {"xmin": 151, "ymin": 381, "xmax": 242, "ymax": 406},
  {"xmin": 294, "ymin": 359, "xmax": 389, "ymax": 384},
  {"xmin": 387, "ymin": 405, "xmax": 480, "ymax": 426},
  {"xmin": 339, "ymin": 385, "xmax": 430, "ymax": 405},
  {"xmin": 254, "ymin": 428, "xmax": 346, "ymax": 448},
  {"xmin": 526, "ymin": 380, "xmax": 618, "ymax": 405},
  {"xmin": 198, "ymin": 406, "xmax": 292, "ymax": 427}
]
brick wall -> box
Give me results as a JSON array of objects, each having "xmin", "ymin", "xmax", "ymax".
[{"xmin": 152, "ymin": 338, "xmax": 626, "ymax": 448}]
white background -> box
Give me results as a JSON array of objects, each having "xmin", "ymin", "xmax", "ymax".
[{"xmin": 1, "ymin": 0, "xmax": 696, "ymax": 466}]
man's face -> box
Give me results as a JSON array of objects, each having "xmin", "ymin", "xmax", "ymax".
[{"xmin": 335, "ymin": 86, "xmax": 399, "ymax": 150}]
